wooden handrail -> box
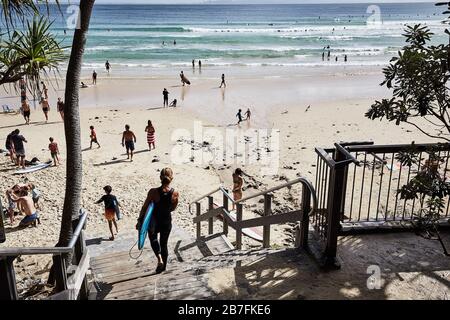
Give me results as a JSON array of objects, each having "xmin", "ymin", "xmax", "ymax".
[{"xmin": 0, "ymin": 210, "xmax": 87, "ymax": 257}]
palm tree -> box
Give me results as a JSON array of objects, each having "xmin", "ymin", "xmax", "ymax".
[{"xmin": 1, "ymin": 0, "xmax": 96, "ymax": 290}]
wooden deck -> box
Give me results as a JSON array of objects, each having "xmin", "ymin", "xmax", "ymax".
[{"xmin": 86, "ymin": 225, "xmax": 234, "ymax": 300}]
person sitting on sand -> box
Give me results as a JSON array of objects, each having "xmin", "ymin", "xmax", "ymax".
[
  {"xmin": 145, "ymin": 120, "xmax": 156, "ymax": 151},
  {"xmin": 10, "ymin": 186, "xmax": 40, "ymax": 228},
  {"xmin": 57, "ymin": 98, "xmax": 65, "ymax": 121},
  {"xmin": 12, "ymin": 129, "xmax": 27, "ymax": 169},
  {"xmin": 81, "ymin": 82, "xmax": 88, "ymax": 88},
  {"xmin": 95, "ymin": 185, "xmax": 120, "ymax": 241},
  {"xmin": 136, "ymin": 168, "xmax": 179, "ymax": 274},
  {"xmin": 236, "ymin": 109, "xmax": 243, "ymax": 125},
  {"xmin": 232, "ymin": 168, "xmax": 244, "ymax": 209},
  {"xmin": 245, "ymin": 108, "xmax": 251, "ymax": 121},
  {"xmin": 48, "ymin": 137, "xmax": 60, "ymax": 166},
  {"xmin": 22, "ymin": 100, "xmax": 31, "ymax": 125},
  {"xmin": 169, "ymin": 99, "xmax": 177, "ymax": 108},
  {"xmin": 40, "ymin": 97, "xmax": 50, "ymax": 122},
  {"xmin": 90, "ymin": 125, "xmax": 101, "ymax": 149},
  {"xmin": 122, "ymin": 124, "xmax": 137, "ymax": 161}
]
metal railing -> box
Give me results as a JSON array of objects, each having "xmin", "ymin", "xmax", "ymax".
[
  {"xmin": 190, "ymin": 177, "xmax": 317, "ymax": 250},
  {"xmin": 0, "ymin": 210, "xmax": 89, "ymax": 300},
  {"xmin": 314, "ymin": 141, "xmax": 450, "ymax": 267}
]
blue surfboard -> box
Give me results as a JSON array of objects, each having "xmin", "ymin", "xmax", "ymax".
[{"xmin": 138, "ymin": 202, "xmax": 154, "ymax": 250}]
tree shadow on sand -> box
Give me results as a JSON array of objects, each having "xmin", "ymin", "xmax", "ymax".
[{"xmin": 93, "ymin": 159, "xmax": 129, "ymax": 166}]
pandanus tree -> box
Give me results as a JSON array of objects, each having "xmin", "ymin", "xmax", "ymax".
[{"xmin": 1, "ymin": 0, "xmax": 96, "ymax": 285}]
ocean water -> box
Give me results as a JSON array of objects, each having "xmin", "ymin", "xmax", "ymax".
[{"xmin": 46, "ymin": 3, "xmax": 446, "ymax": 74}]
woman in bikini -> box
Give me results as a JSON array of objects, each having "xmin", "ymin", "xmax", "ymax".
[
  {"xmin": 232, "ymin": 168, "xmax": 244, "ymax": 209},
  {"xmin": 145, "ymin": 120, "xmax": 156, "ymax": 151}
]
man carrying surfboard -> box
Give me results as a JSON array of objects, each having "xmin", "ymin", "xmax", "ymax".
[{"xmin": 136, "ymin": 168, "xmax": 179, "ymax": 274}]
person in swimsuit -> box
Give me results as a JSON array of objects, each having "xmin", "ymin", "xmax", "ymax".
[
  {"xmin": 22, "ymin": 101, "xmax": 31, "ymax": 124},
  {"xmin": 105, "ymin": 60, "xmax": 111, "ymax": 74},
  {"xmin": 57, "ymin": 97, "xmax": 65, "ymax": 121},
  {"xmin": 232, "ymin": 168, "xmax": 244, "ymax": 209},
  {"xmin": 5, "ymin": 131, "xmax": 16, "ymax": 163},
  {"xmin": 90, "ymin": 125, "xmax": 101, "ymax": 149},
  {"xmin": 11, "ymin": 129, "xmax": 27, "ymax": 169},
  {"xmin": 95, "ymin": 185, "xmax": 120, "ymax": 240},
  {"xmin": 136, "ymin": 168, "xmax": 179, "ymax": 273},
  {"xmin": 163, "ymin": 88, "xmax": 169, "ymax": 107},
  {"xmin": 41, "ymin": 82, "xmax": 48, "ymax": 100},
  {"xmin": 92, "ymin": 70, "xmax": 97, "ymax": 85},
  {"xmin": 48, "ymin": 137, "xmax": 60, "ymax": 166},
  {"xmin": 245, "ymin": 108, "xmax": 251, "ymax": 121},
  {"xmin": 236, "ymin": 109, "xmax": 243, "ymax": 125},
  {"xmin": 10, "ymin": 187, "xmax": 40, "ymax": 228},
  {"xmin": 145, "ymin": 120, "xmax": 156, "ymax": 151},
  {"xmin": 122, "ymin": 124, "xmax": 137, "ymax": 161},
  {"xmin": 40, "ymin": 97, "xmax": 50, "ymax": 122},
  {"xmin": 5, "ymin": 185, "xmax": 20, "ymax": 224},
  {"xmin": 219, "ymin": 73, "xmax": 226, "ymax": 88}
]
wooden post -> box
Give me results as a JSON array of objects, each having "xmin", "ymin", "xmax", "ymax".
[
  {"xmin": 263, "ymin": 194, "xmax": 272, "ymax": 248},
  {"xmin": 196, "ymin": 202, "xmax": 201, "ymax": 239},
  {"xmin": 299, "ymin": 186, "xmax": 311, "ymax": 249},
  {"xmin": 53, "ymin": 254, "xmax": 68, "ymax": 292},
  {"xmin": 236, "ymin": 203, "xmax": 243, "ymax": 250},
  {"xmin": 0, "ymin": 256, "xmax": 18, "ymax": 300},
  {"xmin": 222, "ymin": 191, "xmax": 229, "ymax": 235},
  {"xmin": 75, "ymin": 230, "xmax": 89, "ymax": 300},
  {"xmin": 208, "ymin": 196, "xmax": 214, "ymax": 235}
]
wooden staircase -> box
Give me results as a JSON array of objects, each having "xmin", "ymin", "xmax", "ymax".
[{"xmin": 87, "ymin": 224, "xmax": 237, "ymax": 300}]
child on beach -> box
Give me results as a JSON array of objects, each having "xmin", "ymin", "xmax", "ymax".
[
  {"xmin": 122, "ymin": 125, "xmax": 137, "ymax": 161},
  {"xmin": 232, "ymin": 168, "xmax": 244, "ymax": 210},
  {"xmin": 28, "ymin": 183, "xmax": 41, "ymax": 210},
  {"xmin": 95, "ymin": 185, "xmax": 120, "ymax": 240},
  {"xmin": 5, "ymin": 185, "xmax": 20, "ymax": 224},
  {"xmin": 48, "ymin": 137, "xmax": 60, "ymax": 166},
  {"xmin": 236, "ymin": 109, "xmax": 243, "ymax": 125},
  {"xmin": 245, "ymin": 108, "xmax": 251, "ymax": 121},
  {"xmin": 169, "ymin": 99, "xmax": 177, "ymax": 108},
  {"xmin": 145, "ymin": 120, "xmax": 156, "ymax": 151},
  {"xmin": 90, "ymin": 126, "xmax": 101, "ymax": 149}
]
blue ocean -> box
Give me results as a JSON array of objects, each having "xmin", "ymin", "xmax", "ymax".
[{"xmin": 46, "ymin": 3, "xmax": 446, "ymax": 73}]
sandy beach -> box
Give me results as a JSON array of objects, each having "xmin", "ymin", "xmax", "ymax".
[{"xmin": 1, "ymin": 64, "xmax": 448, "ymax": 299}]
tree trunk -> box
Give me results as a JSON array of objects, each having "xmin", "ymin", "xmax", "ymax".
[{"xmin": 48, "ymin": 0, "xmax": 95, "ymax": 287}]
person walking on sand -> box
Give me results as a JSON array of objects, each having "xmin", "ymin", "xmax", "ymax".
[
  {"xmin": 136, "ymin": 168, "xmax": 179, "ymax": 273},
  {"xmin": 22, "ymin": 101, "xmax": 31, "ymax": 125},
  {"xmin": 95, "ymin": 185, "xmax": 120, "ymax": 241},
  {"xmin": 163, "ymin": 88, "xmax": 169, "ymax": 107},
  {"xmin": 245, "ymin": 108, "xmax": 251, "ymax": 121},
  {"xmin": 232, "ymin": 168, "xmax": 244, "ymax": 210},
  {"xmin": 122, "ymin": 124, "xmax": 137, "ymax": 161},
  {"xmin": 105, "ymin": 60, "xmax": 111, "ymax": 74},
  {"xmin": 57, "ymin": 97, "xmax": 65, "ymax": 121},
  {"xmin": 40, "ymin": 97, "xmax": 50, "ymax": 122},
  {"xmin": 90, "ymin": 125, "xmax": 101, "ymax": 149},
  {"xmin": 12, "ymin": 129, "xmax": 27, "ymax": 169},
  {"xmin": 41, "ymin": 82, "xmax": 48, "ymax": 100},
  {"xmin": 48, "ymin": 137, "xmax": 60, "ymax": 166},
  {"xmin": 145, "ymin": 120, "xmax": 156, "ymax": 151},
  {"xmin": 219, "ymin": 73, "xmax": 226, "ymax": 88},
  {"xmin": 92, "ymin": 70, "xmax": 97, "ymax": 85},
  {"xmin": 236, "ymin": 109, "xmax": 243, "ymax": 125}
]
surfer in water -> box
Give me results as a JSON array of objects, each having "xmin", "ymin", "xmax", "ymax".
[{"xmin": 137, "ymin": 168, "xmax": 179, "ymax": 274}]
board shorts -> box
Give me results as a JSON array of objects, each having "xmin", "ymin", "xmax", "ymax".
[
  {"xmin": 125, "ymin": 141, "xmax": 135, "ymax": 152},
  {"xmin": 105, "ymin": 208, "xmax": 115, "ymax": 221},
  {"xmin": 15, "ymin": 149, "xmax": 25, "ymax": 157},
  {"xmin": 51, "ymin": 152, "xmax": 58, "ymax": 157},
  {"xmin": 19, "ymin": 213, "xmax": 38, "ymax": 226},
  {"xmin": 23, "ymin": 111, "xmax": 30, "ymax": 117},
  {"xmin": 43, "ymin": 107, "xmax": 49, "ymax": 112},
  {"xmin": 8, "ymin": 198, "xmax": 16, "ymax": 211}
]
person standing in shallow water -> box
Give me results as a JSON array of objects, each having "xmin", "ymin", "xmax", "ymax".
[
  {"xmin": 105, "ymin": 60, "xmax": 111, "ymax": 74},
  {"xmin": 137, "ymin": 168, "xmax": 179, "ymax": 274},
  {"xmin": 219, "ymin": 73, "xmax": 226, "ymax": 88},
  {"xmin": 163, "ymin": 88, "xmax": 169, "ymax": 107}
]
